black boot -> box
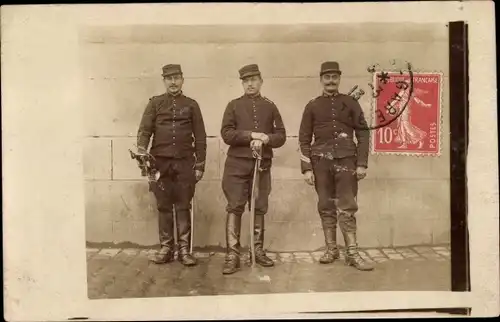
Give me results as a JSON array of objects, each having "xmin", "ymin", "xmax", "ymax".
[
  {"xmin": 250, "ymin": 214, "xmax": 274, "ymax": 267},
  {"xmin": 175, "ymin": 206, "xmax": 197, "ymax": 267},
  {"xmin": 319, "ymin": 223, "xmax": 340, "ymax": 264},
  {"xmin": 151, "ymin": 246, "xmax": 174, "ymax": 264},
  {"xmin": 343, "ymin": 231, "xmax": 374, "ymax": 271},
  {"xmin": 151, "ymin": 210, "xmax": 175, "ymax": 264},
  {"xmin": 222, "ymin": 213, "xmax": 241, "ymax": 275}
]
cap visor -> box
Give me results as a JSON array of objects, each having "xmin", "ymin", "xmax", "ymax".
[
  {"xmin": 320, "ymin": 69, "xmax": 342, "ymax": 76},
  {"xmin": 162, "ymin": 72, "xmax": 182, "ymax": 77}
]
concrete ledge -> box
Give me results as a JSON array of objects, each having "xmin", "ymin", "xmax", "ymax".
[{"xmin": 86, "ymin": 244, "xmax": 451, "ymax": 261}]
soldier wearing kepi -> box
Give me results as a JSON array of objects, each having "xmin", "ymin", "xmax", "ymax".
[
  {"xmin": 137, "ymin": 64, "xmax": 207, "ymax": 267},
  {"xmin": 220, "ymin": 64, "xmax": 287, "ymax": 275},
  {"xmin": 298, "ymin": 61, "xmax": 374, "ymax": 271}
]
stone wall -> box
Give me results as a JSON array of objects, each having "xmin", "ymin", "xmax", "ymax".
[{"xmin": 82, "ymin": 23, "xmax": 450, "ymax": 251}]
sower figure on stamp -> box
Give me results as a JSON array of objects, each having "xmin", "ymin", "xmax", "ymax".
[
  {"xmin": 136, "ymin": 64, "xmax": 207, "ymax": 267},
  {"xmin": 220, "ymin": 64, "xmax": 287, "ymax": 275},
  {"xmin": 298, "ymin": 61, "xmax": 374, "ymax": 271}
]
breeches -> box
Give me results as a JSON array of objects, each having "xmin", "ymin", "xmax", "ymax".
[
  {"xmin": 151, "ymin": 156, "xmax": 196, "ymax": 250},
  {"xmin": 222, "ymin": 156, "xmax": 272, "ymax": 217},
  {"xmin": 312, "ymin": 156, "xmax": 358, "ymax": 233}
]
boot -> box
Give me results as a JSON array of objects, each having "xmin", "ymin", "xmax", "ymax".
[
  {"xmin": 222, "ymin": 213, "xmax": 241, "ymax": 275},
  {"xmin": 151, "ymin": 210, "xmax": 175, "ymax": 264},
  {"xmin": 343, "ymin": 231, "xmax": 374, "ymax": 271},
  {"xmin": 175, "ymin": 206, "xmax": 197, "ymax": 267},
  {"xmin": 319, "ymin": 224, "xmax": 340, "ymax": 264},
  {"xmin": 151, "ymin": 246, "xmax": 174, "ymax": 264},
  {"xmin": 250, "ymin": 214, "xmax": 274, "ymax": 267}
]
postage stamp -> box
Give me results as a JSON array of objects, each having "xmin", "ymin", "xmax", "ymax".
[{"xmin": 370, "ymin": 72, "xmax": 443, "ymax": 156}]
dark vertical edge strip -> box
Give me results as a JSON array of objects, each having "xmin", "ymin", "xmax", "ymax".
[
  {"xmin": 464, "ymin": 23, "xmax": 471, "ymax": 292},
  {"xmin": 449, "ymin": 21, "xmax": 470, "ymax": 292}
]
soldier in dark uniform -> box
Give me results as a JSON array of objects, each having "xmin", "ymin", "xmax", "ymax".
[
  {"xmin": 298, "ymin": 61, "xmax": 374, "ymax": 271},
  {"xmin": 137, "ymin": 64, "xmax": 207, "ymax": 267},
  {"xmin": 220, "ymin": 64, "xmax": 287, "ymax": 275}
]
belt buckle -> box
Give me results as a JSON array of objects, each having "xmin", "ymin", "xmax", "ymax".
[
  {"xmin": 324, "ymin": 152, "xmax": 334, "ymax": 160},
  {"xmin": 314, "ymin": 152, "xmax": 334, "ymax": 161}
]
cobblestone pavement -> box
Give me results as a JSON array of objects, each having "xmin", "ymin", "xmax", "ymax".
[{"xmin": 87, "ymin": 245, "xmax": 451, "ymax": 299}]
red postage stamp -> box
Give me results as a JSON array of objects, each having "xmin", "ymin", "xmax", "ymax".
[{"xmin": 370, "ymin": 72, "xmax": 443, "ymax": 156}]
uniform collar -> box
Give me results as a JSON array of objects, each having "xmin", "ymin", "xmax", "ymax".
[
  {"xmin": 244, "ymin": 92, "xmax": 262, "ymax": 99},
  {"xmin": 166, "ymin": 90, "xmax": 183, "ymax": 98},
  {"xmin": 322, "ymin": 90, "xmax": 339, "ymax": 98}
]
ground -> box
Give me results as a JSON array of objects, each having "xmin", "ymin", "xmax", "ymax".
[{"xmin": 86, "ymin": 245, "xmax": 451, "ymax": 299}]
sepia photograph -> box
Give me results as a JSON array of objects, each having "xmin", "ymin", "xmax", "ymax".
[
  {"xmin": 82, "ymin": 22, "xmax": 454, "ymax": 299},
  {"xmin": 2, "ymin": 2, "xmax": 497, "ymax": 320}
]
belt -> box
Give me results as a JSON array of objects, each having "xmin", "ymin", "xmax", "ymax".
[{"xmin": 312, "ymin": 152, "xmax": 336, "ymax": 160}]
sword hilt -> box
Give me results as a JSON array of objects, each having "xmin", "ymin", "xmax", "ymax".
[
  {"xmin": 348, "ymin": 85, "xmax": 365, "ymax": 101},
  {"xmin": 251, "ymin": 145, "xmax": 263, "ymax": 160},
  {"xmin": 347, "ymin": 85, "xmax": 358, "ymax": 96}
]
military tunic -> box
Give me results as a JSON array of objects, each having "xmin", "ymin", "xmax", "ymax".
[
  {"xmin": 298, "ymin": 92, "xmax": 369, "ymax": 233},
  {"xmin": 137, "ymin": 91, "xmax": 207, "ymax": 251},
  {"xmin": 220, "ymin": 93, "xmax": 286, "ymax": 216},
  {"xmin": 138, "ymin": 92, "xmax": 207, "ymax": 170}
]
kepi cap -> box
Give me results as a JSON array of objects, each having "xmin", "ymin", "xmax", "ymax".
[
  {"xmin": 320, "ymin": 61, "xmax": 342, "ymax": 76},
  {"xmin": 162, "ymin": 64, "xmax": 183, "ymax": 77},
  {"xmin": 239, "ymin": 64, "xmax": 261, "ymax": 79}
]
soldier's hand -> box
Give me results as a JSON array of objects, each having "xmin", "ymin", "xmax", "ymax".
[
  {"xmin": 195, "ymin": 170, "xmax": 204, "ymax": 182},
  {"xmin": 356, "ymin": 166, "xmax": 367, "ymax": 180},
  {"xmin": 303, "ymin": 170, "xmax": 315, "ymax": 186},
  {"xmin": 250, "ymin": 139, "xmax": 263, "ymax": 150},
  {"xmin": 259, "ymin": 133, "xmax": 270, "ymax": 145},
  {"xmin": 251, "ymin": 132, "xmax": 269, "ymax": 144},
  {"xmin": 251, "ymin": 132, "xmax": 264, "ymax": 140}
]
